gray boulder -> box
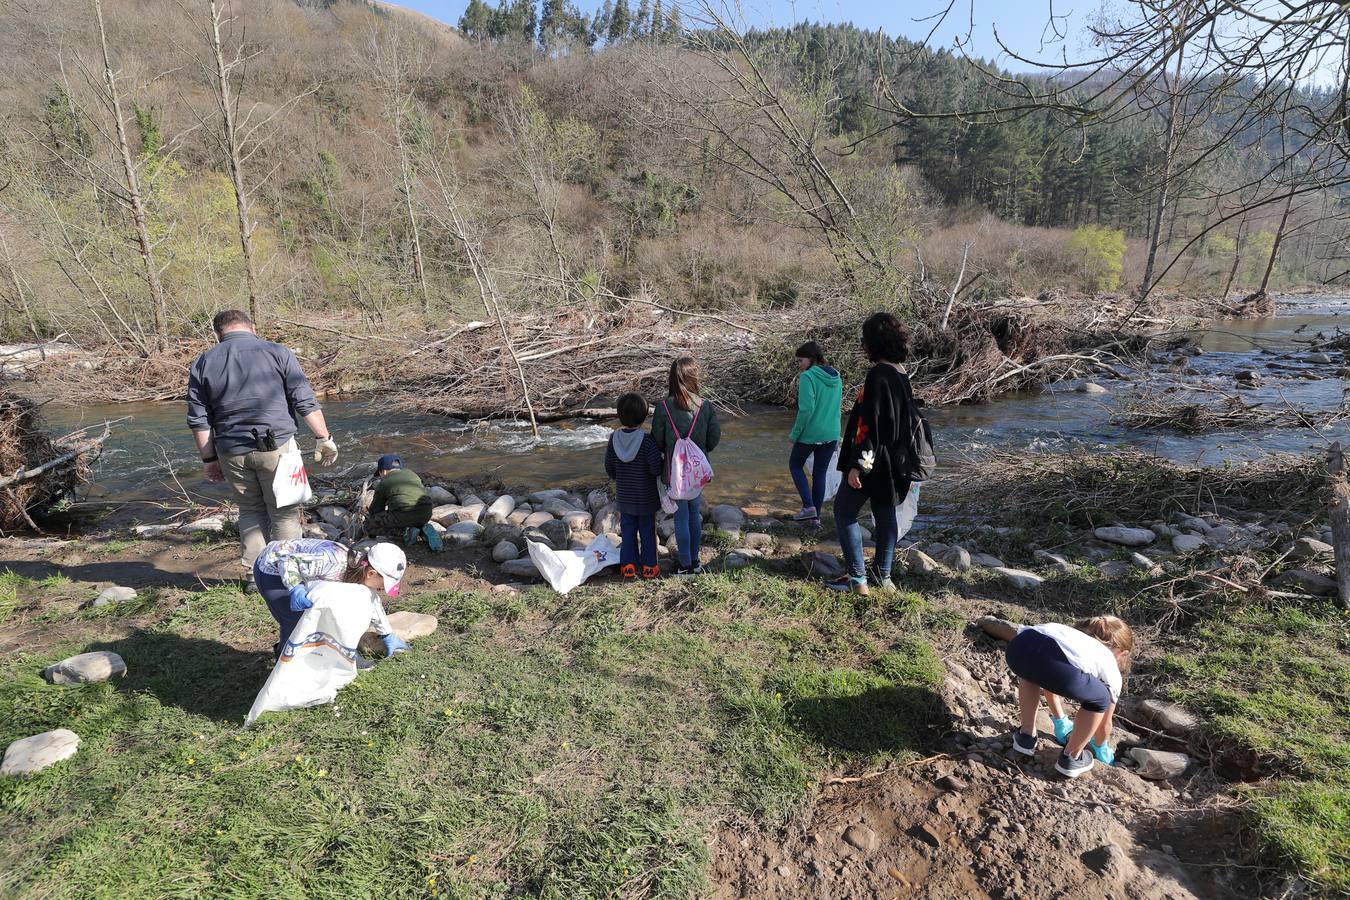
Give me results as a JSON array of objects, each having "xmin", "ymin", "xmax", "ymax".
[
  {"xmin": 975, "ymin": 616, "xmax": 1018, "ymax": 642},
  {"xmin": 971, "ymin": 552, "xmax": 1005, "ymax": 568},
  {"xmin": 1272, "ymin": 568, "xmax": 1337, "ymax": 596},
  {"xmin": 500, "ymin": 557, "xmax": 541, "ymax": 579},
  {"xmin": 543, "ymin": 498, "xmax": 580, "ymax": 517},
  {"xmin": 522, "ymin": 511, "xmax": 555, "ymax": 529},
  {"xmin": 537, "ymin": 519, "xmax": 571, "ymax": 550},
  {"xmin": 1291, "ymin": 536, "xmax": 1334, "ymax": 560},
  {"xmin": 561, "ymin": 511, "xmax": 593, "ymax": 532},
  {"xmin": 2, "ymin": 729, "xmax": 80, "ymax": 776},
  {"xmin": 1129, "ymin": 747, "xmax": 1190, "ymax": 780},
  {"xmin": 1093, "ymin": 525, "xmax": 1156, "ymax": 547},
  {"xmin": 586, "ymin": 490, "xmax": 610, "ymax": 513},
  {"xmin": 528, "ymin": 488, "xmax": 569, "ymax": 504},
  {"xmin": 181, "ymin": 516, "xmax": 225, "ymax": 533},
  {"xmin": 1129, "ymin": 552, "xmax": 1162, "ymax": 573},
  {"xmin": 427, "ymin": 485, "xmax": 456, "ymax": 504},
  {"xmin": 941, "ymin": 546, "xmax": 973, "ymax": 571},
  {"xmin": 1171, "ymin": 533, "xmax": 1208, "ymax": 554},
  {"xmin": 993, "ymin": 567, "xmax": 1043, "ymax": 591},
  {"xmin": 492, "ymin": 540, "xmax": 520, "ymax": 563},
  {"xmin": 1138, "ymin": 699, "xmax": 1200, "ymax": 737},
  {"xmin": 42, "ymin": 651, "xmax": 126, "ymax": 685},
  {"xmin": 806, "ymin": 551, "xmax": 843, "ymax": 577},
  {"xmin": 506, "ymin": 509, "xmax": 531, "ymax": 527},
  {"xmin": 1096, "ymin": 559, "xmax": 1135, "ymax": 578},
  {"xmin": 1033, "ymin": 549, "xmax": 1079, "ymax": 573},
  {"xmin": 904, "ymin": 548, "xmax": 939, "ymax": 575},
  {"xmin": 483, "ymin": 522, "xmax": 524, "ymax": 548},
  {"xmin": 484, "ymin": 495, "xmax": 516, "ymax": 524},
  {"xmin": 711, "ymin": 504, "xmax": 746, "ymax": 531},
  {"xmin": 743, "ymin": 532, "xmax": 774, "ymax": 551},
  {"xmin": 592, "ymin": 503, "xmax": 620, "ymax": 535},
  {"xmin": 1076, "ymin": 382, "xmax": 1109, "ymax": 394},
  {"xmin": 443, "ymin": 521, "xmax": 484, "ymax": 547},
  {"xmin": 657, "ymin": 518, "xmax": 677, "ymax": 540}
]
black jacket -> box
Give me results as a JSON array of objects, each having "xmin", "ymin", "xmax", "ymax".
[{"xmin": 839, "ymin": 363, "xmax": 915, "ymax": 505}]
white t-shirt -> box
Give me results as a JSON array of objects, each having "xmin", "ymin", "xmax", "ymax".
[{"xmin": 1025, "ymin": 623, "xmax": 1123, "ymax": 701}]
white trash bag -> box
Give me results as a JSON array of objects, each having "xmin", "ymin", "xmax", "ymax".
[
  {"xmin": 895, "ymin": 482, "xmax": 922, "ymax": 540},
  {"xmin": 271, "ymin": 438, "xmax": 314, "ymax": 508},
  {"xmin": 819, "ymin": 444, "xmax": 843, "ymax": 502},
  {"xmin": 245, "ymin": 581, "xmax": 375, "ymax": 727},
  {"xmin": 527, "ymin": 533, "xmax": 619, "ymax": 595}
]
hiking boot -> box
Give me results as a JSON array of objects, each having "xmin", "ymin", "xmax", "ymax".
[
  {"xmin": 1055, "ymin": 748, "xmax": 1095, "ymax": 778},
  {"xmin": 422, "ymin": 523, "xmax": 443, "ymax": 553},
  {"xmin": 793, "ymin": 506, "xmax": 818, "ymax": 521},
  {"xmin": 621, "ymin": 564, "xmax": 638, "ymax": 580},
  {"xmin": 1012, "ymin": 730, "xmax": 1038, "ymax": 756},
  {"xmin": 641, "ymin": 564, "xmax": 661, "ymax": 580},
  {"xmin": 824, "ymin": 575, "xmax": 869, "ymax": 595}
]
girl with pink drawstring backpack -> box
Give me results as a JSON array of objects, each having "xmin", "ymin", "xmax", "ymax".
[{"xmin": 650, "ymin": 356, "xmax": 721, "ymax": 576}]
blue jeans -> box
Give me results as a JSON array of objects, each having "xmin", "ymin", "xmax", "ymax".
[
  {"xmin": 832, "ymin": 482, "xmax": 899, "ymax": 580},
  {"xmin": 253, "ymin": 560, "xmax": 299, "ymax": 652},
  {"xmin": 789, "ymin": 440, "xmax": 837, "ymax": 512},
  {"xmin": 620, "ymin": 512, "xmax": 658, "ymax": 568},
  {"xmin": 673, "ymin": 495, "xmax": 702, "ymax": 569}
]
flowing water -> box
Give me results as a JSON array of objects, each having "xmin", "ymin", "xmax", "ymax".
[{"xmin": 49, "ymin": 296, "xmax": 1349, "ymax": 511}]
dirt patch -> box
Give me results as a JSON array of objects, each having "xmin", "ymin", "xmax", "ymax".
[{"xmin": 710, "ymin": 622, "xmax": 1263, "ymax": 900}]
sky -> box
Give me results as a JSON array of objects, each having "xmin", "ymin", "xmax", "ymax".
[{"xmin": 390, "ymin": 0, "xmax": 1099, "ymax": 66}]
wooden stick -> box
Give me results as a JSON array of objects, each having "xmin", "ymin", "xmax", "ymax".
[
  {"xmin": 0, "ymin": 422, "xmax": 112, "ymax": 488},
  {"xmin": 1328, "ymin": 442, "xmax": 1350, "ymax": 609}
]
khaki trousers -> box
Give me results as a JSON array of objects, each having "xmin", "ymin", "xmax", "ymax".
[{"xmin": 221, "ymin": 446, "xmax": 303, "ymax": 568}]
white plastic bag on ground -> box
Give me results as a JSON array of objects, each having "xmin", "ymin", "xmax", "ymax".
[
  {"xmin": 245, "ymin": 581, "xmax": 376, "ymax": 727},
  {"xmin": 818, "ymin": 445, "xmax": 843, "ymax": 502},
  {"xmin": 271, "ymin": 438, "xmax": 314, "ymax": 508},
  {"xmin": 895, "ymin": 482, "xmax": 922, "ymax": 541},
  {"xmin": 527, "ymin": 533, "xmax": 619, "ymax": 595}
]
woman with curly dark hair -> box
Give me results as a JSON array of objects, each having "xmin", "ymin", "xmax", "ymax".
[{"xmin": 825, "ymin": 312, "xmax": 918, "ymax": 595}]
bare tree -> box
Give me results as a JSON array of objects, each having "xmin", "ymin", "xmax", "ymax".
[
  {"xmin": 91, "ymin": 0, "xmax": 167, "ymax": 347},
  {"xmin": 362, "ymin": 23, "xmax": 431, "ymax": 315}
]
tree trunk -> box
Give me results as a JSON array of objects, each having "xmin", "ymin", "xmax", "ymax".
[
  {"xmin": 94, "ymin": 0, "xmax": 167, "ymax": 349},
  {"xmin": 1257, "ymin": 190, "xmax": 1295, "ymax": 296},
  {"xmin": 1137, "ymin": 4, "xmax": 1190, "ymax": 303},
  {"xmin": 398, "ymin": 146, "xmax": 429, "ymax": 314},
  {"xmin": 1221, "ymin": 219, "xmax": 1245, "ymax": 299},
  {"xmin": 1329, "ymin": 442, "xmax": 1350, "ymax": 610},
  {"xmin": 206, "ymin": 0, "xmax": 260, "ymax": 323}
]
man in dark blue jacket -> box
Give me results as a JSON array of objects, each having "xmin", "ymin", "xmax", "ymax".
[{"xmin": 186, "ymin": 310, "xmax": 338, "ymax": 569}]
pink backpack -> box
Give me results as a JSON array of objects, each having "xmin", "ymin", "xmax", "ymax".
[{"xmin": 663, "ymin": 400, "xmax": 714, "ymax": 501}]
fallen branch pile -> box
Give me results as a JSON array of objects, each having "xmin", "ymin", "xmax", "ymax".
[
  {"xmin": 0, "ymin": 386, "xmax": 110, "ymax": 532},
  {"xmin": 1117, "ymin": 392, "xmax": 1350, "ymax": 433},
  {"xmin": 934, "ymin": 449, "xmax": 1329, "ymax": 528}
]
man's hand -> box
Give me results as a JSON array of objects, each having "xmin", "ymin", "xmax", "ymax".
[
  {"xmin": 203, "ymin": 461, "xmax": 224, "ymax": 483},
  {"xmin": 847, "ymin": 468, "xmax": 862, "ymax": 490},
  {"xmin": 313, "ymin": 436, "xmax": 339, "ymax": 466}
]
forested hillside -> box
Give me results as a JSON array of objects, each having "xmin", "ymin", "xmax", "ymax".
[{"xmin": 0, "ymin": 0, "xmax": 1335, "ymax": 359}]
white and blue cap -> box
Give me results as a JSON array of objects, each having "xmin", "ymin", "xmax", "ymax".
[{"xmin": 366, "ymin": 542, "xmax": 407, "ymax": 597}]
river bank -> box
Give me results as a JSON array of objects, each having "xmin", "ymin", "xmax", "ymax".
[{"xmin": 0, "ymin": 446, "xmax": 1345, "ymax": 896}]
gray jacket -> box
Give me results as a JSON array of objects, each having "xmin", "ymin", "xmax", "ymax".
[{"xmin": 185, "ymin": 331, "xmax": 321, "ymax": 456}]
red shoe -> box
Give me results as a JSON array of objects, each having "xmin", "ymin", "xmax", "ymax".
[
  {"xmin": 641, "ymin": 565, "xmax": 660, "ymax": 580},
  {"xmin": 621, "ymin": 564, "xmax": 637, "ymax": 580}
]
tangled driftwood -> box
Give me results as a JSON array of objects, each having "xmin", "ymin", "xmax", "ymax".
[{"xmin": 0, "ymin": 387, "xmax": 110, "ymax": 532}]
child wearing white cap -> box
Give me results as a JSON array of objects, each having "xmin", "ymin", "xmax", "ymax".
[{"xmin": 254, "ymin": 539, "xmax": 410, "ymax": 661}]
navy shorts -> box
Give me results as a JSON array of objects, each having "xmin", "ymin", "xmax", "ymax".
[{"xmin": 1005, "ymin": 629, "xmax": 1113, "ymax": 713}]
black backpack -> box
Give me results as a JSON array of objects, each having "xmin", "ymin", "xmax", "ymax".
[{"xmin": 897, "ymin": 373, "xmax": 936, "ymax": 482}]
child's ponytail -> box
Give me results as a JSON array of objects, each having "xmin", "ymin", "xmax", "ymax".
[{"xmin": 1075, "ymin": 615, "xmax": 1134, "ymax": 674}]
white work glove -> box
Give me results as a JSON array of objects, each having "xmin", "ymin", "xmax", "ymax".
[{"xmin": 313, "ymin": 436, "xmax": 339, "ymax": 466}]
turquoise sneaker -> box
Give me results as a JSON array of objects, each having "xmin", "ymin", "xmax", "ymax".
[
  {"xmin": 403, "ymin": 527, "xmax": 421, "ymax": 548},
  {"xmin": 1051, "ymin": 716, "xmax": 1073, "ymax": 746},
  {"xmin": 422, "ymin": 523, "xmax": 443, "ymax": 552},
  {"xmin": 1089, "ymin": 738, "xmax": 1115, "ymax": 766}
]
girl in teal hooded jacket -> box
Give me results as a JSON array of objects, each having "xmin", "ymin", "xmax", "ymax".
[{"xmin": 787, "ymin": 341, "xmax": 843, "ymax": 527}]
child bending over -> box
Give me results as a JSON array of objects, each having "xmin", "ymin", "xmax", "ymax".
[
  {"xmin": 604, "ymin": 392, "xmax": 663, "ymax": 580},
  {"xmin": 1005, "ymin": 615, "xmax": 1133, "ymax": 778}
]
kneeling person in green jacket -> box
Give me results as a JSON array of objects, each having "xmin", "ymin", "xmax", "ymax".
[{"xmin": 366, "ymin": 454, "xmax": 441, "ymax": 551}]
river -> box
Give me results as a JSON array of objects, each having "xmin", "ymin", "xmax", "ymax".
[{"xmin": 48, "ymin": 296, "xmax": 1349, "ymax": 511}]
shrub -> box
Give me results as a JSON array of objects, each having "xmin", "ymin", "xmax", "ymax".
[{"xmin": 1066, "ymin": 224, "xmax": 1126, "ymax": 292}]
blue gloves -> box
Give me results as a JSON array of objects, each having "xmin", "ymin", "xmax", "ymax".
[
  {"xmin": 382, "ymin": 634, "xmax": 409, "ymax": 656},
  {"xmin": 288, "ymin": 584, "xmax": 312, "ymax": 613},
  {"xmin": 1089, "ymin": 738, "xmax": 1115, "ymax": 765},
  {"xmin": 1051, "ymin": 716, "xmax": 1073, "ymax": 746}
]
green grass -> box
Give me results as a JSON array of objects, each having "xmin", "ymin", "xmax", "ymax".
[
  {"xmin": 1152, "ymin": 601, "xmax": 1350, "ymax": 893},
  {"xmin": 0, "ymin": 570, "xmax": 26, "ymax": 625},
  {"xmin": 0, "ymin": 571, "xmax": 946, "ymax": 898}
]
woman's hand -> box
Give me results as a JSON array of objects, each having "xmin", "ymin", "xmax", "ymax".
[{"xmin": 847, "ymin": 468, "xmax": 862, "ymax": 490}]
